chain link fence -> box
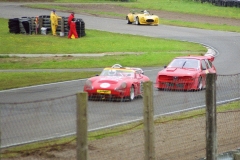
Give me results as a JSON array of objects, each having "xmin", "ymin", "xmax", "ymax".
[{"xmin": 1, "ymin": 73, "xmax": 240, "ymax": 159}]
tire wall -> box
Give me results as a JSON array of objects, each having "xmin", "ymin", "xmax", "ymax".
[
  {"xmin": 8, "ymin": 15, "xmax": 86, "ymax": 37},
  {"xmin": 196, "ymin": 0, "xmax": 240, "ymax": 7},
  {"xmin": 8, "ymin": 18, "xmax": 20, "ymax": 34}
]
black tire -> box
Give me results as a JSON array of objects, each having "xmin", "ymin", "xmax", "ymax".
[
  {"xmin": 129, "ymin": 86, "xmax": 135, "ymax": 101},
  {"xmin": 43, "ymin": 18, "xmax": 50, "ymax": 21},
  {"xmin": 42, "ymin": 24, "xmax": 51, "ymax": 27},
  {"xmin": 136, "ymin": 17, "xmax": 140, "ymax": 25},
  {"xmin": 197, "ymin": 77, "xmax": 203, "ymax": 91},
  {"xmin": 127, "ymin": 16, "xmax": 132, "ymax": 24}
]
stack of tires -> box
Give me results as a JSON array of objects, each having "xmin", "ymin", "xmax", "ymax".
[
  {"xmin": 197, "ymin": 0, "xmax": 240, "ymax": 7},
  {"xmin": 75, "ymin": 18, "xmax": 86, "ymax": 37},
  {"xmin": 8, "ymin": 17, "xmax": 32, "ymax": 34},
  {"xmin": 8, "ymin": 18, "xmax": 20, "ymax": 34},
  {"xmin": 19, "ymin": 17, "xmax": 32, "ymax": 34},
  {"xmin": 37, "ymin": 15, "xmax": 86, "ymax": 37},
  {"xmin": 60, "ymin": 17, "xmax": 69, "ymax": 36},
  {"xmin": 8, "ymin": 16, "xmax": 86, "ymax": 37},
  {"xmin": 39, "ymin": 15, "xmax": 51, "ymax": 34},
  {"xmin": 215, "ymin": 0, "xmax": 240, "ymax": 7}
]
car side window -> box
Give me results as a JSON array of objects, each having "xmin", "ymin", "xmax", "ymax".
[{"xmin": 201, "ymin": 60, "xmax": 207, "ymax": 70}]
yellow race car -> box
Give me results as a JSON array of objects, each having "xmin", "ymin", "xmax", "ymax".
[{"xmin": 126, "ymin": 10, "xmax": 159, "ymax": 26}]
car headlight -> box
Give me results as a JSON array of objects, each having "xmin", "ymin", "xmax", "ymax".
[{"xmin": 85, "ymin": 79, "xmax": 93, "ymax": 90}]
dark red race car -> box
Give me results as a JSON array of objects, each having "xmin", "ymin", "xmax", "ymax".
[
  {"xmin": 84, "ymin": 64, "xmax": 150, "ymax": 101},
  {"xmin": 155, "ymin": 55, "xmax": 216, "ymax": 91}
]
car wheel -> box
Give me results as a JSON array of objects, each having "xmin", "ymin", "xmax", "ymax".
[
  {"xmin": 129, "ymin": 86, "xmax": 135, "ymax": 101},
  {"xmin": 197, "ymin": 77, "xmax": 203, "ymax": 91},
  {"xmin": 127, "ymin": 17, "xmax": 132, "ymax": 24},
  {"xmin": 136, "ymin": 17, "xmax": 140, "ymax": 25}
]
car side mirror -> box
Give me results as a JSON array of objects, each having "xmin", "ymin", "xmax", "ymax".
[{"xmin": 164, "ymin": 65, "xmax": 167, "ymax": 68}]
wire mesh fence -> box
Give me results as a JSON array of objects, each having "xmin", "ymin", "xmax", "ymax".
[
  {"xmin": 1, "ymin": 73, "xmax": 240, "ymax": 159},
  {"xmin": 1, "ymin": 94, "xmax": 76, "ymax": 148}
]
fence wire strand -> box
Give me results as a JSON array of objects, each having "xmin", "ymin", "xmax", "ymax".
[{"xmin": 1, "ymin": 74, "xmax": 240, "ymax": 159}]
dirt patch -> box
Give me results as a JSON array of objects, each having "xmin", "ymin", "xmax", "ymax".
[{"xmin": 2, "ymin": 110, "xmax": 240, "ymax": 160}]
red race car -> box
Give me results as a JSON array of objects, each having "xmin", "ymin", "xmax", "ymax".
[
  {"xmin": 84, "ymin": 64, "xmax": 150, "ymax": 101},
  {"xmin": 155, "ymin": 55, "xmax": 216, "ymax": 91}
]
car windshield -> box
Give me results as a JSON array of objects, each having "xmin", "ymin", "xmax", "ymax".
[
  {"xmin": 168, "ymin": 59, "xmax": 199, "ymax": 69},
  {"xmin": 142, "ymin": 10, "xmax": 150, "ymax": 15},
  {"xmin": 100, "ymin": 69, "xmax": 135, "ymax": 77}
]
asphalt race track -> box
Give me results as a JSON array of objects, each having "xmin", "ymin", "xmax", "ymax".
[{"xmin": 1, "ymin": 3, "xmax": 240, "ymax": 147}]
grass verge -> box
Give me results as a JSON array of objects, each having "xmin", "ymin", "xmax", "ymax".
[
  {"xmin": 0, "ymin": 18, "xmax": 205, "ymax": 55},
  {"xmin": 24, "ymin": 0, "xmax": 240, "ymax": 32},
  {"xmin": 0, "ymin": 16, "xmax": 206, "ymax": 90},
  {"xmin": 0, "ymin": 72, "xmax": 99, "ymax": 90}
]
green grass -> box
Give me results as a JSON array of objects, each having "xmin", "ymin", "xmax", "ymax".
[
  {"xmin": 0, "ymin": 18, "xmax": 205, "ymax": 55},
  {"xmin": 120, "ymin": 0, "xmax": 240, "ymax": 19},
  {"xmin": 0, "ymin": 52, "xmax": 204, "ymax": 69},
  {"xmin": 24, "ymin": 0, "xmax": 240, "ymax": 32},
  {"xmin": 1, "ymin": 0, "xmax": 237, "ymax": 90},
  {"xmin": 0, "ymin": 72, "xmax": 99, "ymax": 90},
  {"xmin": 0, "ymin": 15, "xmax": 206, "ymax": 90},
  {"xmin": 1, "ymin": 136, "xmax": 77, "ymax": 159}
]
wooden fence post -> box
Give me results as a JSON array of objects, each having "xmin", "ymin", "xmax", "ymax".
[
  {"xmin": 76, "ymin": 92, "xmax": 88, "ymax": 160},
  {"xmin": 206, "ymin": 73, "xmax": 217, "ymax": 160},
  {"xmin": 31, "ymin": 18, "xmax": 34, "ymax": 34},
  {"xmin": 39, "ymin": 17, "xmax": 43, "ymax": 31},
  {"xmin": 0, "ymin": 104, "xmax": 1, "ymax": 160},
  {"xmin": 143, "ymin": 81, "xmax": 155, "ymax": 160},
  {"xmin": 234, "ymin": 153, "xmax": 240, "ymax": 160}
]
